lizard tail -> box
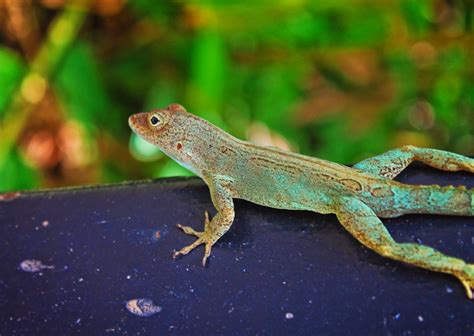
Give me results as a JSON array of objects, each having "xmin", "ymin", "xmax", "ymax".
[{"xmin": 401, "ymin": 184, "xmax": 473, "ymax": 216}]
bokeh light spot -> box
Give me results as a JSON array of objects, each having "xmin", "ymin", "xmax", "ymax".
[
  {"xmin": 21, "ymin": 73, "xmax": 47, "ymax": 104},
  {"xmin": 129, "ymin": 133, "xmax": 163, "ymax": 162}
]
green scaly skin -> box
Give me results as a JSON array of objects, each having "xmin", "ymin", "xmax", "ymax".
[{"xmin": 129, "ymin": 104, "xmax": 474, "ymax": 299}]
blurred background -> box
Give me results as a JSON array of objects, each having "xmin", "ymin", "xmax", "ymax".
[{"xmin": 0, "ymin": 0, "xmax": 473, "ymax": 192}]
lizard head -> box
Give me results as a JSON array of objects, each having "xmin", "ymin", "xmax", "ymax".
[
  {"xmin": 128, "ymin": 103, "xmax": 209, "ymax": 175},
  {"xmin": 128, "ymin": 104, "xmax": 179, "ymax": 140}
]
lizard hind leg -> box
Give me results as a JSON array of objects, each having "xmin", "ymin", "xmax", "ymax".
[
  {"xmin": 354, "ymin": 145, "xmax": 474, "ymax": 179},
  {"xmin": 337, "ymin": 196, "xmax": 473, "ymax": 299}
]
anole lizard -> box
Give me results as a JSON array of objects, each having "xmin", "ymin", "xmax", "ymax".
[{"xmin": 129, "ymin": 103, "xmax": 474, "ymax": 299}]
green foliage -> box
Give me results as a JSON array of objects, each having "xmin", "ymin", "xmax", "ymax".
[
  {"xmin": 0, "ymin": 1, "xmax": 473, "ymax": 191},
  {"xmin": 188, "ymin": 29, "xmax": 228, "ymax": 127},
  {"xmin": 401, "ymin": 0, "xmax": 433, "ymax": 33},
  {"xmin": 55, "ymin": 42, "xmax": 121, "ymax": 136},
  {"xmin": 0, "ymin": 150, "xmax": 39, "ymax": 191},
  {"xmin": 0, "ymin": 48, "xmax": 25, "ymax": 117}
]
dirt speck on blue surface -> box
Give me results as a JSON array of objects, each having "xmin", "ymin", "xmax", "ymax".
[
  {"xmin": 154, "ymin": 230, "xmax": 161, "ymax": 240},
  {"xmin": 19, "ymin": 259, "xmax": 54, "ymax": 272},
  {"xmin": 126, "ymin": 298, "xmax": 162, "ymax": 317}
]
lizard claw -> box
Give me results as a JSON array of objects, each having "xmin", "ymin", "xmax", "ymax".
[
  {"xmin": 202, "ymin": 242, "xmax": 212, "ymax": 266},
  {"xmin": 457, "ymin": 264, "xmax": 474, "ymax": 299}
]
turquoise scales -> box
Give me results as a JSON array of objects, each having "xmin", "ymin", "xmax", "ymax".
[{"xmin": 129, "ymin": 104, "xmax": 474, "ymax": 299}]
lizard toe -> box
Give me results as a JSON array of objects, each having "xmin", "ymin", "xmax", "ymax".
[
  {"xmin": 176, "ymin": 224, "xmax": 203, "ymax": 237},
  {"xmin": 460, "ymin": 278, "xmax": 473, "ymax": 300},
  {"xmin": 203, "ymin": 211, "xmax": 211, "ymax": 230},
  {"xmin": 173, "ymin": 236, "xmax": 205, "ymax": 259},
  {"xmin": 202, "ymin": 242, "xmax": 213, "ymax": 266},
  {"xmin": 456, "ymin": 264, "xmax": 474, "ymax": 299}
]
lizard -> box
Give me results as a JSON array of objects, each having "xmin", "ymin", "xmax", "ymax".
[{"xmin": 128, "ymin": 103, "xmax": 474, "ymax": 299}]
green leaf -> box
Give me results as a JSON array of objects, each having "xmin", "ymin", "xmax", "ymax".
[
  {"xmin": 400, "ymin": 0, "xmax": 432, "ymax": 33},
  {"xmin": 0, "ymin": 149, "xmax": 39, "ymax": 192},
  {"xmin": 128, "ymin": 0, "xmax": 178, "ymax": 24},
  {"xmin": 188, "ymin": 29, "xmax": 228, "ymax": 127},
  {"xmin": 0, "ymin": 48, "xmax": 25, "ymax": 117},
  {"xmin": 342, "ymin": 8, "xmax": 387, "ymax": 45},
  {"xmin": 101, "ymin": 161, "xmax": 126, "ymax": 184},
  {"xmin": 144, "ymin": 80, "xmax": 179, "ymax": 111},
  {"xmin": 55, "ymin": 42, "xmax": 122, "ymax": 136},
  {"xmin": 251, "ymin": 66, "xmax": 300, "ymax": 140}
]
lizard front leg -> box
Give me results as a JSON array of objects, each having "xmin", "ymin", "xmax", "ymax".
[
  {"xmin": 173, "ymin": 174, "xmax": 235, "ymax": 266},
  {"xmin": 336, "ymin": 196, "xmax": 474, "ymax": 299},
  {"xmin": 354, "ymin": 145, "xmax": 474, "ymax": 179}
]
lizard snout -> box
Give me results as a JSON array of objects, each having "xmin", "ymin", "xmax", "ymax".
[{"xmin": 128, "ymin": 113, "xmax": 148, "ymax": 133}]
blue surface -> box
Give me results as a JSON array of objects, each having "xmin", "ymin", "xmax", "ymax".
[{"xmin": 0, "ymin": 164, "xmax": 473, "ymax": 335}]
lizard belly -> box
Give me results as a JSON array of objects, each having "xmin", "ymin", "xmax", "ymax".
[{"xmin": 233, "ymin": 174, "xmax": 335, "ymax": 214}]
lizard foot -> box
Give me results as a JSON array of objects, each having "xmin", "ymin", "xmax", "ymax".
[
  {"xmin": 457, "ymin": 264, "xmax": 474, "ymax": 299},
  {"xmin": 173, "ymin": 211, "xmax": 214, "ymax": 266}
]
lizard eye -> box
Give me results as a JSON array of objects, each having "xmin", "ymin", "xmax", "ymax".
[{"xmin": 149, "ymin": 114, "xmax": 162, "ymax": 127}]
